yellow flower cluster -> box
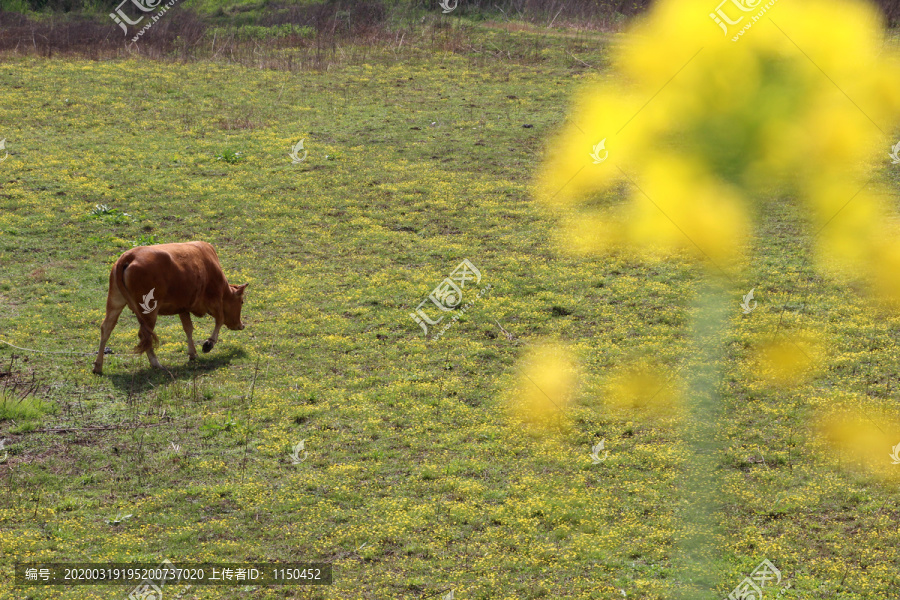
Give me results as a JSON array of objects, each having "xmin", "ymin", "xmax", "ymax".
[
  {"xmin": 538, "ymin": 0, "xmax": 900, "ymax": 279},
  {"xmin": 753, "ymin": 334, "xmax": 824, "ymax": 388},
  {"xmin": 817, "ymin": 411, "xmax": 900, "ymax": 480},
  {"xmin": 507, "ymin": 343, "xmax": 578, "ymax": 428}
]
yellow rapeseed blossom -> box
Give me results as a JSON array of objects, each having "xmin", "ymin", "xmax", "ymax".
[
  {"xmin": 624, "ymin": 155, "xmax": 750, "ymax": 264},
  {"xmin": 508, "ymin": 343, "xmax": 578, "ymax": 428},
  {"xmin": 604, "ymin": 360, "xmax": 681, "ymax": 414},
  {"xmin": 754, "ymin": 334, "xmax": 824, "ymax": 388},
  {"xmin": 817, "ymin": 412, "xmax": 900, "ymax": 479},
  {"xmin": 537, "ymin": 0, "xmax": 900, "ymax": 276}
]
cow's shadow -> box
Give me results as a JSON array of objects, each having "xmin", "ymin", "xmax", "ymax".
[{"xmin": 103, "ymin": 347, "xmax": 249, "ymax": 394}]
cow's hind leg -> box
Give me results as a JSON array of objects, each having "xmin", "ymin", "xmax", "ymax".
[
  {"xmin": 93, "ymin": 285, "xmax": 127, "ymax": 375},
  {"xmin": 145, "ymin": 344, "xmax": 163, "ymax": 369},
  {"xmin": 202, "ymin": 320, "xmax": 223, "ymax": 353},
  {"xmin": 180, "ymin": 313, "xmax": 198, "ymax": 360},
  {"xmin": 135, "ymin": 311, "xmax": 162, "ymax": 369}
]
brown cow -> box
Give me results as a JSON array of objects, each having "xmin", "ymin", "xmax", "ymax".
[{"xmin": 92, "ymin": 241, "xmax": 247, "ymax": 374}]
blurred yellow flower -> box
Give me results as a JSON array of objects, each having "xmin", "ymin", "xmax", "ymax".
[
  {"xmin": 625, "ymin": 155, "xmax": 750, "ymax": 265},
  {"xmin": 537, "ymin": 0, "xmax": 900, "ymax": 278},
  {"xmin": 537, "ymin": 82, "xmax": 648, "ymax": 208},
  {"xmin": 818, "ymin": 412, "xmax": 900, "ymax": 479},
  {"xmin": 605, "ymin": 362, "xmax": 681, "ymax": 414},
  {"xmin": 553, "ymin": 210, "xmax": 627, "ymax": 256},
  {"xmin": 867, "ymin": 232, "xmax": 900, "ymax": 309},
  {"xmin": 509, "ymin": 343, "xmax": 578, "ymax": 428},
  {"xmin": 754, "ymin": 335, "xmax": 824, "ymax": 387}
]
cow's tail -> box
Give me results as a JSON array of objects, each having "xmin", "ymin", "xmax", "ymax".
[{"xmin": 114, "ymin": 256, "xmax": 159, "ymax": 354}]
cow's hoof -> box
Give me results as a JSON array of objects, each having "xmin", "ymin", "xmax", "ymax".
[
  {"xmin": 188, "ymin": 354, "xmax": 196, "ymax": 361},
  {"xmin": 92, "ymin": 366, "xmax": 103, "ymax": 376},
  {"xmin": 202, "ymin": 340, "xmax": 213, "ymax": 353}
]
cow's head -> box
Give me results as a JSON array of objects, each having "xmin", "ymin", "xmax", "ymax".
[{"xmin": 224, "ymin": 283, "xmax": 248, "ymax": 330}]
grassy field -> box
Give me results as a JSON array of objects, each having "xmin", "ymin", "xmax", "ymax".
[{"xmin": 1, "ymin": 14, "xmax": 900, "ymax": 600}]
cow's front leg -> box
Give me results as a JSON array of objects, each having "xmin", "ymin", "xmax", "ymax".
[
  {"xmin": 202, "ymin": 320, "xmax": 223, "ymax": 353},
  {"xmin": 179, "ymin": 313, "xmax": 198, "ymax": 360}
]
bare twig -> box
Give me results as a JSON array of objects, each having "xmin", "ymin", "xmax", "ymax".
[
  {"xmin": 15, "ymin": 422, "xmax": 167, "ymax": 435},
  {"xmin": 549, "ymin": 6, "xmax": 565, "ymax": 28},
  {"xmin": 565, "ymin": 50, "xmax": 594, "ymax": 68},
  {"xmin": 240, "ymin": 357, "xmax": 261, "ymax": 484}
]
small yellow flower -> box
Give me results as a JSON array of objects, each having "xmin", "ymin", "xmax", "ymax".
[{"xmin": 553, "ymin": 210, "xmax": 627, "ymax": 256}]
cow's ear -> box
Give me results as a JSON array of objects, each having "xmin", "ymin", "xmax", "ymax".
[{"xmin": 235, "ymin": 283, "xmax": 249, "ymax": 295}]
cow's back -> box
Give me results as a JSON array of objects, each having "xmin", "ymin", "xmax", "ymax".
[{"xmin": 119, "ymin": 241, "xmax": 226, "ymax": 316}]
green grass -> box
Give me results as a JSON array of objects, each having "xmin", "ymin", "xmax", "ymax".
[
  {"xmin": 0, "ymin": 390, "xmax": 47, "ymax": 424},
  {"xmin": 0, "ymin": 20, "xmax": 898, "ymax": 600}
]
